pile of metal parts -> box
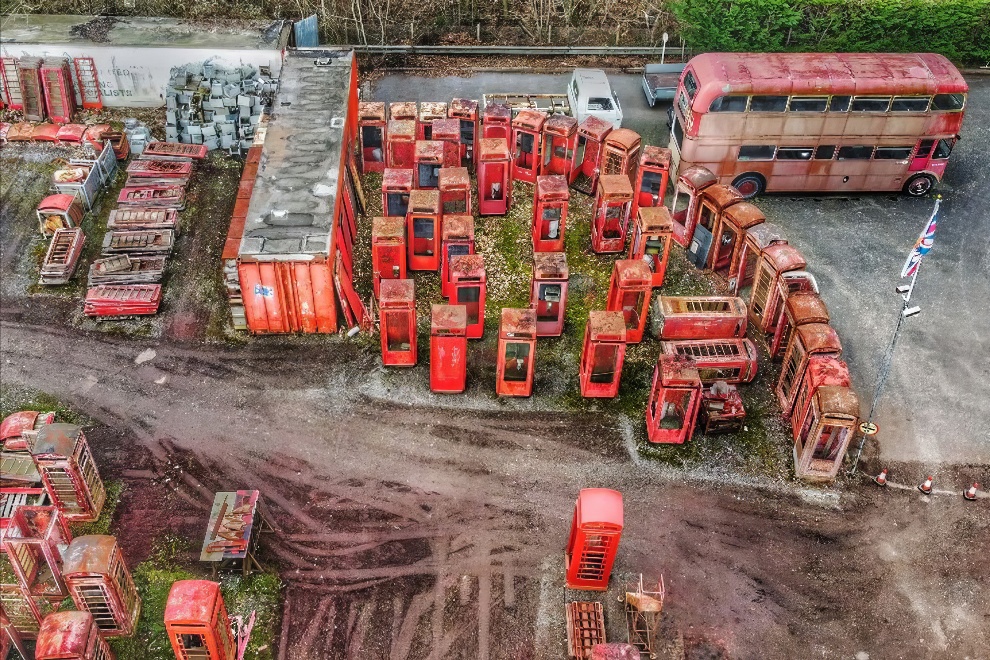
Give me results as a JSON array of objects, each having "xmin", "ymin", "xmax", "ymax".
[{"xmin": 165, "ymin": 61, "xmax": 276, "ymax": 154}]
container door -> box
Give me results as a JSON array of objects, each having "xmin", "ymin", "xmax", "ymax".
[{"xmin": 412, "ymin": 217, "xmax": 435, "ymax": 258}]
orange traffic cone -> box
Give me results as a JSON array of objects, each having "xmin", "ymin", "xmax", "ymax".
[
  {"xmin": 963, "ymin": 483, "xmax": 979, "ymax": 501},
  {"xmin": 873, "ymin": 469, "xmax": 888, "ymax": 487},
  {"xmin": 918, "ymin": 475, "xmax": 934, "ymax": 495}
]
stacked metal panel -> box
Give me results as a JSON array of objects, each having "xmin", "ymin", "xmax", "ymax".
[
  {"xmin": 39, "ymin": 228, "xmax": 85, "ymax": 285},
  {"xmin": 88, "ymin": 255, "xmax": 167, "ymax": 285},
  {"xmin": 84, "ymin": 285, "xmax": 162, "ymax": 317}
]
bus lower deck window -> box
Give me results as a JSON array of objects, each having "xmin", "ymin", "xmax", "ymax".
[
  {"xmin": 776, "ymin": 147, "xmax": 814, "ymax": 160},
  {"xmin": 874, "ymin": 147, "xmax": 914, "ymax": 160},
  {"xmin": 837, "ymin": 145, "xmax": 874, "ymax": 160},
  {"xmin": 738, "ymin": 145, "xmax": 776, "ymax": 160},
  {"xmin": 814, "ymin": 145, "xmax": 836, "ymax": 160},
  {"xmin": 933, "ymin": 139, "xmax": 954, "ymax": 159},
  {"xmin": 916, "ymin": 140, "xmax": 935, "ymax": 158}
]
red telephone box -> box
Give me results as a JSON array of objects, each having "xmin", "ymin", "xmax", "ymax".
[
  {"xmin": 478, "ymin": 138, "xmax": 512, "ymax": 216},
  {"xmin": 661, "ymin": 338, "xmax": 758, "ymax": 384},
  {"xmin": 646, "ymin": 356, "xmax": 703, "ymax": 444},
  {"xmin": 449, "ymin": 98, "xmax": 479, "ymax": 170},
  {"xmin": 30, "ymin": 424, "xmax": 106, "ymax": 523},
  {"xmin": 164, "ymin": 580, "xmax": 235, "ymax": 660},
  {"xmin": 571, "ymin": 115, "xmax": 613, "ymax": 194},
  {"xmin": 793, "ymin": 386, "xmax": 859, "ymax": 482},
  {"xmin": 686, "ymin": 184, "xmax": 744, "ymax": 270},
  {"xmin": 511, "ymin": 109, "xmax": 547, "ymax": 184},
  {"xmin": 771, "ymin": 291, "xmax": 830, "ymax": 360},
  {"xmin": 628, "ymin": 206, "xmax": 673, "ymax": 287},
  {"xmin": 654, "ymin": 296, "xmax": 748, "ymax": 340},
  {"xmin": 386, "ymin": 120, "xmax": 416, "ymax": 169},
  {"xmin": 601, "ymin": 128, "xmax": 641, "ymax": 187},
  {"xmin": 496, "ymin": 308, "xmax": 537, "ymax": 397},
  {"xmin": 417, "ymin": 102, "xmax": 448, "ymax": 140},
  {"xmin": 450, "ymin": 254, "xmax": 486, "ymax": 339},
  {"xmin": 40, "ymin": 58, "xmax": 77, "ymax": 125},
  {"xmin": 633, "ymin": 146, "xmax": 672, "ymax": 217},
  {"xmin": 606, "ymin": 260, "xmax": 652, "ymax": 344},
  {"xmin": 579, "ymin": 311, "xmax": 627, "ymax": 398},
  {"xmin": 382, "ymin": 168, "xmax": 413, "ymax": 218},
  {"xmin": 439, "ymin": 167, "xmax": 472, "ymax": 215},
  {"xmin": 440, "ymin": 215, "xmax": 475, "ymax": 298},
  {"xmin": 371, "ymin": 216, "xmax": 406, "ymax": 298},
  {"xmin": 789, "ymin": 356, "xmax": 850, "ymax": 440},
  {"xmin": 482, "ymin": 103, "xmax": 512, "ymax": 139},
  {"xmin": 668, "ymin": 166, "xmax": 718, "ymax": 247},
  {"xmin": 707, "ymin": 202, "xmax": 765, "ymax": 285},
  {"xmin": 732, "ymin": 223, "xmax": 787, "ymax": 296},
  {"xmin": 389, "ymin": 101, "xmax": 417, "ymax": 122},
  {"xmin": 379, "ymin": 279, "xmax": 417, "ymax": 367},
  {"xmin": 430, "ymin": 305, "xmax": 468, "ymax": 394},
  {"xmin": 591, "ymin": 175, "xmax": 634, "ymax": 254},
  {"xmin": 406, "ymin": 190, "xmax": 441, "ymax": 271},
  {"xmin": 414, "ymin": 140, "xmax": 444, "ymax": 189},
  {"xmin": 748, "ymin": 243, "xmax": 807, "ymax": 333},
  {"xmin": 432, "ymin": 118, "xmax": 461, "ymax": 168},
  {"xmin": 777, "ymin": 323, "xmax": 842, "ymax": 417},
  {"xmin": 357, "ymin": 101, "xmax": 386, "ymax": 173},
  {"xmin": 766, "ymin": 271, "xmax": 819, "ymax": 342},
  {"xmin": 564, "ymin": 488, "xmax": 623, "ymax": 591},
  {"xmin": 63, "ymin": 535, "xmax": 140, "ymax": 637},
  {"xmin": 533, "ymin": 175, "xmax": 569, "ymax": 252},
  {"xmin": 531, "ymin": 252, "xmax": 569, "ymax": 337},
  {"xmin": 1, "ymin": 604, "xmax": 29, "ymax": 660},
  {"xmin": 2, "ymin": 506, "xmax": 72, "ymax": 602},
  {"xmin": 541, "ymin": 114, "xmax": 578, "ymax": 180},
  {"xmin": 35, "ymin": 612, "xmax": 113, "ymax": 660}
]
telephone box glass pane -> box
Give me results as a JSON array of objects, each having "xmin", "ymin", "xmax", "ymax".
[
  {"xmin": 640, "ymin": 170, "xmax": 662, "ymax": 196},
  {"xmin": 621, "ymin": 291, "xmax": 644, "ymax": 329},
  {"xmin": 457, "ymin": 286, "xmax": 481, "ymax": 324},
  {"xmin": 645, "ymin": 237, "xmax": 664, "ymax": 256},
  {"xmin": 541, "ymin": 206, "xmax": 562, "ymax": 239},
  {"xmin": 460, "ymin": 120, "xmax": 474, "ymax": 143},
  {"xmin": 362, "ymin": 125, "xmax": 383, "ymax": 149},
  {"xmin": 447, "ymin": 244, "xmax": 470, "ymax": 262},
  {"xmin": 385, "ymin": 311, "xmax": 412, "ymax": 351},
  {"xmin": 386, "ymin": 193, "xmax": 409, "ymax": 217},
  {"xmin": 443, "ymin": 198, "xmax": 467, "ymax": 214},
  {"xmin": 659, "ymin": 390, "xmax": 691, "ymax": 429},
  {"xmin": 503, "ymin": 342, "xmax": 531, "ymax": 381},
  {"xmin": 699, "ymin": 204, "xmax": 716, "ymax": 230},
  {"xmin": 536, "ymin": 284, "xmax": 562, "ymax": 322},
  {"xmin": 485, "ymin": 165, "xmax": 505, "ymax": 200},
  {"xmin": 575, "ymin": 136, "xmax": 587, "ymax": 164},
  {"xmin": 780, "ymin": 344, "xmax": 804, "ymax": 397},
  {"xmin": 590, "ymin": 344, "xmax": 619, "ymax": 383},
  {"xmin": 413, "ymin": 217, "xmax": 435, "ymax": 255},
  {"xmin": 697, "ymin": 366, "xmax": 740, "ymax": 381},
  {"xmin": 603, "ymin": 205, "xmax": 624, "ymax": 238},
  {"xmin": 418, "ymin": 163, "xmax": 439, "ymax": 188},
  {"xmin": 813, "ymin": 424, "xmax": 848, "ymax": 461},
  {"xmin": 518, "ymin": 132, "xmax": 535, "ymax": 154}
]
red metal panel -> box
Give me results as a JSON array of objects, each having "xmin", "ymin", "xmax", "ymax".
[
  {"xmin": 310, "ymin": 261, "xmax": 337, "ymax": 333},
  {"xmin": 292, "ymin": 263, "xmax": 318, "ymax": 334},
  {"xmin": 257, "ymin": 263, "xmax": 287, "ymax": 333}
]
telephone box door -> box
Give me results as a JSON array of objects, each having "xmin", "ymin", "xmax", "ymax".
[
  {"xmin": 430, "ymin": 305, "xmax": 468, "ymax": 393},
  {"xmin": 406, "ymin": 190, "xmax": 441, "ymax": 271},
  {"xmin": 382, "ymin": 168, "xmax": 413, "ymax": 218},
  {"xmin": 579, "ymin": 311, "xmax": 627, "ymax": 398},
  {"xmin": 478, "ymin": 138, "xmax": 512, "ymax": 216},
  {"xmin": 606, "ymin": 260, "xmax": 652, "ymax": 344},
  {"xmin": 358, "ymin": 101, "xmax": 387, "ymax": 174},
  {"xmin": 450, "ymin": 254, "xmax": 486, "ymax": 339},
  {"xmin": 531, "ymin": 252, "xmax": 569, "ymax": 337},
  {"xmin": 533, "ymin": 175, "xmax": 569, "ymax": 253},
  {"xmin": 633, "ymin": 146, "xmax": 672, "ymax": 216},
  {"xmin": 371, "ymin": 216, "xmax": 407, "ymax": 298},
  {"xmin": 482, "ymin": 103, "xmax": 512, "ymax": 139},
  {"xmin": 386, "ymin": 120, "xmax": 416, "ymax": 169},
  {"xmin": 440, "ymin": 215, "xmax": 475, "ymax": 299},
  {"xmin": 496, "ymin": 308, "xmax": 537, "ymax": 397},
  {"xmin": 379, "ymin": 279, "xmax": 417, "ymax": 367}
]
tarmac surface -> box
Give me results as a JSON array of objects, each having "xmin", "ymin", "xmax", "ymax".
[{"xmin": 371, "ymin": 72, "xmax": 990, "ymax": 468}]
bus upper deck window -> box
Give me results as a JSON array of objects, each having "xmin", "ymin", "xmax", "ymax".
[
  {"xmin": 789, "ymin": 97, "xmax": 828, "ymax": 112},
  {"xmin": 932, "ymin": 139, "xmax": 954, "ymax": 159},
  {"xmin": 874, "ymin": 147, "xmax": 914, "ymax": 160},
  {"xmin": 932, "ymin": 94, "xmax": 965, "ymax": 111},
  {"xmin": 828, "ymin": 96, "xmax": 851, "ymax": 112},
  {"xmin": 749, "ymin": 96, "xmax": 788, "ymax": 112},
  {"xmin": 891, "ymin": 96, "xmax": 931, "ymax": 112},
  {"xmin": 709, "ymin": 95, "xmax": 748, "ymax": 113},
  {"xmin": 851, "ymin": 97, "xmax": 891, "ymax": 112},
  {"xmin": 814, "ymin": 145, "xmax": 836, "ymax": 160}
]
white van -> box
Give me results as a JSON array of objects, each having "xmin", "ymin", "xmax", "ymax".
[{"xmin": 567, "ymin": 69, "xmax": 623, "ymax": 129}]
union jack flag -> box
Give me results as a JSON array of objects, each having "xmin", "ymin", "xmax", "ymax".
[{"xmin": 901, "ymin": 198, "xmax": 940, "ymax": 278}]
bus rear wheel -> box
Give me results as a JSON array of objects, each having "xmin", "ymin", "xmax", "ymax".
[
  {"xmin": 904, "ymin": 174, "xmax": 935, "ymax": 197},
  {"xmin": 732, "ymin": 173, "xmax": 765, "ymax": 199}
]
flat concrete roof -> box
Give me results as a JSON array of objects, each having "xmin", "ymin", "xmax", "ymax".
[
  {"xmin": 0, "ymin": 14, "xmax": 290, "ymax": 50},
  {"xmin": 239, "ymin": 49, "xmax": 353, "ymax": 259}
]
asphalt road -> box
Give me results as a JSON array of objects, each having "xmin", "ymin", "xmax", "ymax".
[{"xmin": 370, "ymin": 71, "xmax": 990, "ymax": 468}]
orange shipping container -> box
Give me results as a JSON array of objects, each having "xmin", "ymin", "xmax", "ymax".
[{"xmin": 238, "ymin": 261, "xmax": 336, "ymax": 334}]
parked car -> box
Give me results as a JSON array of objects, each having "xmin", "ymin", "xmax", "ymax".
[{"xmin": 567, "ymin": 69, "xmax": 623, "ymax": 129}]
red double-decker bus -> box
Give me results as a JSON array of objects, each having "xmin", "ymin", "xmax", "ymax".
[{"xmin": 668, "ymin": 52, "xmax": 967, "ymax": 197}]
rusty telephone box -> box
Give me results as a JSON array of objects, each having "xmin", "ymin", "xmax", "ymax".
[
  {"xmin": 430, "ymin": 305, "xmax": 468, "ymax": 394},
  {"xmin": 571, "ymin": 115, "xmax": 613, "ymax": 195},
  {"xmin": 565, "ymin": 488, "xmax": 623, "ymax": 591},
  {"xmin": 496, "ymin": 308, "xmax": 537, "ymax": 397},
  {"xmin": 1, "ymin": 603, "xmax": 29, "ymax": 660},
  {"xmin": 686, "ymin": 184, "xmax": 744, "ymax": 270},
  {"xmin": 386, "ymin": 119, "xmax": 417, "ymax": 169},
  {"xmin": 440, "ymin": 215, "xmax": 475, "ymax": 298},
  {"xmin": 661, "ymin": 339, "xmax": 758, "ymax": 384},
  {"xmin": 653, "ymin": 296, "xmax": 748, "ymax": 341},
  {"xmin": 628, "ymin": 206, "xmax": 673, "ymax": 287},
  {"xmin": 579, "ymin": 311, "xmax": 627, "ymax": 398},
  {"xmin": 732, "ymin": 223, "xmax": 787, "ymax": 296},
  {"xmin": 389, "ymin": 101, "xmax": 417, "ymax": 122},
  {"xmin": 531, "ymin": 252, "xmax": 569, "ymax": 337},
  {"xmin": 357, "ymin": 101, "xmax": 387, "ymax": 174},
  {"xmin": 431, "ymin": 118, "xmax": 462, "ymax": 169},
  {"xmin": 777, "ymin": 323, "xmax": 842, "ymax": 417},
  {"xmin": 382, "ymin": 168, "xmax": 413, "ymax": 218},
  {"xmin": 30, "ymin": 424, "xmax": 106, "ymax": 523},
  {"xmin": 35, "ymin": 611, "xmax": 114, "ymax": 660},
  {"xmin": 2, "ymin": 506, "xmax": 71, "ymax": 602},
  {"xmin": 478, "ymin": 138, "xmax": 512, "ymax": 216},
  {"xmin": 533, "ymin": 175, "xmax": 569, "ymax": 252},
  {"xmin": 414, "ymin": 141, "xmax": 444, "ymax": 189},
  {"xmin": 748, "ymin": 244, "xmax": 807, "ymax": 333},
  {"xmin": 771, "ymin": 291, "xmax": 830, "ymax": 360},
  {"xmin": 789, "ymin": 356, "xmax": 850, "ymax": 440},
  {"xmin": 164, "ymin": 580, "xmax": 235, "ymax": 660},
  {"xmin": 371, "ymin": 216, "xmax": 406, "ymax": 298},
  {"xmin": 417, "ymin": 102, "xmax": 448, "ymax": 140},
  {"xmin": 406, "ymin": 189, "xmax": 441, "ymax": 271},
  {"xmin": 482, "ymin": 103, "xmax": 512, "ymax": 139},
  {"xmin": 606, "ymin": 260, "xmax": 652, "ymax": 344},
  {"xmin": 379, "ymin": 279, "xmax": 417, "ymax": 367},
  {"xmin": 646, "ymin": 355, "xmax": 703, "ymax": 444},
  {"xmin": 449, "ymin": 254, "xmax": 487, "ymax": 339},
  {"xmin": 449, "ymin": 98, "xmax": 479, "ymax": 170},
  {"xmin": 668, "ymin": 166, "xmax": 718, "ymax": 247},
  {"xmin": 707, "ymin": 202, "xmax": 765, "ymax": 286},
  {"xmin": 793, "ymin": 386, "xmax": 859, "ymax": 482},
  {"xmin": 511, "ymin": 109, "xmax": 547, "ymax": 184},
  {"xmin": 592, "ymin": 175, "xmax": 634, "ymax": 254},
  {"xmin": 438, "ymin": 167, "xmax": 471, "ymax": 215},
  {"xmin": 601, "ymin": 128, "xmax": 641, "ymax": 185},
  {"xmin": 63, "ymin": 535, "xmax": 140, "ymax": 637},
  {"xmin": 542, "ymin": 114, "xmax": 578, "ymax": 180},
  {"xmin": 633, "ymin": 146, "xmax": 672, "ymax": 217}
]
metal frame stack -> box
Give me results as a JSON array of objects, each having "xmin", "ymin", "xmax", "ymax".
[{"xmin": 39, "ymin": 228, "xmax": 85, "ymax": 285}]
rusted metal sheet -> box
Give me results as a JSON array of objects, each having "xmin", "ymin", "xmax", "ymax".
[
  {"xmin": 1, "ymin": 411, "xmax": 54, "ymax": 442},
  {"xmin": 566, "ymin": 601, "xmax": 607, "ymax": 657},
  {"xmin": 39, "ymin": 227, "xmax": 85, "ymax": 285},
  {"xmin": 127, "ymin": 158, "xmax": 193, "ymax": 178},
  {"xmin": 88, "ymin": 255, "xmax": 166, "ymax": 286},
  {"xmin": 102, "ymin": 229, "xmax": 175, "ymax": 254},
  {"xmin": 53, "ymin": 123, "xmax": 86, "ymax": 143},
  {"xmin": 142, "ymin": 141, "xmax": 208, "ymax": 160},
  {"xmin": 31, "ymin": 123, "xmax": 61, "ymax": 142},
  {"xmin": 117, "ymin": 185, "xmax": 186, "ymax": 209},
  {"xmin": 107, "ymin": 208, "xmax": 179, "ymax": 233},
  {"xmin": 699, "ymin": 382, "xmax": 746, "ymax": 434}
]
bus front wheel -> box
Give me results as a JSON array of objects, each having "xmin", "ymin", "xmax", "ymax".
[
  {"xmin": 904, "ymin": 174, "xmax": 935, "ymax": 197},
  {"xmin": 732, "ymin": 173, "xmax": 765, "ymax": 199}
]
